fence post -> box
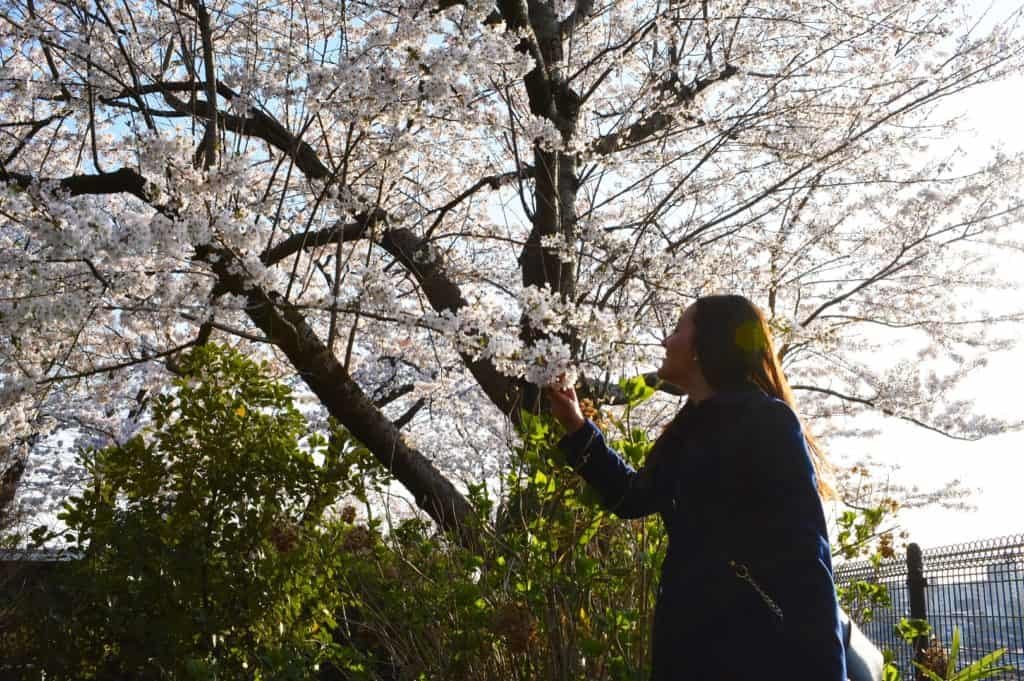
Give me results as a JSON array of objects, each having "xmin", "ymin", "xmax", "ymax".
[{"xmin": 907, "ymin": 543, "xmax": 929, "ymax": 667}]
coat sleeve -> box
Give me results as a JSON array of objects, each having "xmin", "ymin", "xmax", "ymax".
[{"xmin": 557, "ymin": 420, "xmax": 668, "ymax": 519}]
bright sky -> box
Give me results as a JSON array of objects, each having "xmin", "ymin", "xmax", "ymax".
[
  {"xmin": 829, "ymin": 347, "xmax": 1024, "ymax": 549},
  {"xmin": 826, "ymin": 21, "xmax": 1024, "ymax": 550}
]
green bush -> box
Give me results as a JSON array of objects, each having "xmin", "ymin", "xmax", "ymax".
[
  {"xmin": 2, "ymin": 349, "xmax": 666, "ymax": 681},
  {"xmin": 299, "ymin": 377, "xmax": 666, "ymax": 681},
  {"xmin": 884, "ymin": 622, "xmax": 1013, "ymax": 681},
  {"xmin": 4, "ymin": 345, "xmax": 361, "ymax": 679},
  {"xmin": 24, "ymin": 355, "xmax": 996, "ymax": 681},
  {"xmin": 350, "ymin": 382, "xmax": 666, "ymax": 681}
]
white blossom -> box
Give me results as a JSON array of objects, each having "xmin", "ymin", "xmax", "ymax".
[{"xmin": 0, "ymin": 0, "xmax": 1021, "ymax": 527}]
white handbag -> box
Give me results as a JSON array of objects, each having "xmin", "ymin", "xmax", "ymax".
[{"xmin": 841, "ymin": 609, "xmax": 885, "ymax": 681}]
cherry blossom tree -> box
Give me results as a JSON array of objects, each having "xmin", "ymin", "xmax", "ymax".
[{"xmin": 2, "ymin": 0, "xmax": 1023, "ymax": 539}]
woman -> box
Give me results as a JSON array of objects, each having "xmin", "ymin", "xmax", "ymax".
[{"xmin": 547, "ymin": 295, "xmax": 846, "ymax": 681}]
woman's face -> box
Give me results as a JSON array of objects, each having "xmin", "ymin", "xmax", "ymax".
[{"xmin": 658, "ymin": 304, "xmax": 700, "ymax": 389}]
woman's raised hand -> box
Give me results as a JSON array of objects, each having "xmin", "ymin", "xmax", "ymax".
[{"xmin": 545, "ymin": 381, "xmax": 587, "ymax": 435}]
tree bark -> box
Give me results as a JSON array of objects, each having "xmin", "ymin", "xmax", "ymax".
[
  {"xmin": 209, "ymin": 252, "xmax": 479, "ymax": 545},
  {"xmin": 0, "ymin": 446, "xmax": 28, "ymax": 530}
]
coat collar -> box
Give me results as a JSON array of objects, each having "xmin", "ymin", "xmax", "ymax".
[{"xmin": 684, "ymin": 385, "xmax": 769, "ymax": 411}]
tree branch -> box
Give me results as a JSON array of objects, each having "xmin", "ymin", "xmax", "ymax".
[
  {"xmin": 374, "ymin": 383, "xmax": 416, "ymax": 408},
  {"xmin": 259, "ymin": 208, "xmax": 385, "ymax": 266},
  {"xmin": 0, "ymin": 445, "xmax": 29, "ymax": 527},
  {"xmin": 394, "ymin": 398, "xmax": 426, "ymax": 430},
  {"xmin": 589, "ymin": 64, "xmax": 738, "ymax": 157},
  {"xmin": 157, "ymin": 86, "xmax": 331, "ymax": 179},
  {"xmin": 207, "ymin": 248, "xmax": 479, "ymax": 545},
  {"xmin": 558, "ymin": 0, "xmax": 595, "ymax": 37},
  {"xmin": 38, "ymin": 341, "xmax": 201, "ymax": 384},
  {"xmin": 791, "ymin": 384, "xmax": 980, "ymax": 441},
  {"xmin": 434, "ymin": 0, "xmax": 502, "ymax": 23},
  {"xmin": 0, "ymin": 167, "xmax": 150, "ymax": 202},
  {"xmin": 424, "ymin": 167, "xmax": 535, "ymax": 240},
  {"xmin": 191, "ymin": 0, "xmax": 220, "ymax": 169},
  {"xmin": 379, "ymin": 227, "xmax": 522, "ymax": 416}
]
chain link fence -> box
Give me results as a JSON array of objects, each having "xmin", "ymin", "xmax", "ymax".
[{"xmin": 834, "ymin": 534, "xmax": 1024, "ymax": 679}]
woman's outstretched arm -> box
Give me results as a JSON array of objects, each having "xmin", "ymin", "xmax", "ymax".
[{"xmin": 547, "ymin": 385, "xmax": 665, "ymax": 519}]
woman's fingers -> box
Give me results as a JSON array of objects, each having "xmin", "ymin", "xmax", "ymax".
[
  {"xmin": 546, "ymin": 385, "xmax": 576, "ymax": 403},
  {"xmin": 550, "ymin": 375, "xmax": 575, "ymax": 395}
]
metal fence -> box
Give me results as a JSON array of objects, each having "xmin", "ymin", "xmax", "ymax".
[{"xmin": 834, "ymin": 534, "xmax": 1024, "ymax": 679}]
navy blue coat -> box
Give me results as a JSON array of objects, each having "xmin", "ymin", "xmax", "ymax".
[{"xmin": 558, "ymin": 388, "xmax": 846, "ymax": 681}]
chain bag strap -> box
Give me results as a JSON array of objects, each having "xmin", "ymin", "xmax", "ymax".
[{"xmin": 728, "ymin": 560, "xmax": 784, "ymax": 622}]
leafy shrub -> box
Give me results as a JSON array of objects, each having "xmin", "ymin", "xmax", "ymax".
[
  {"xmin": 313, "ymin": 377, "xmax": 666, "ymax": 681},
  {"xmin": 3, "ymin": 345, "xmax": 360, "ymax": 679},
  {"xmin": 2, "ymin": 350, "xmax": 665, "ymax": 681},
  {"xmin": 21, "ymin": 354, "xmax": 998, "ymax": 681},
  {"xmin": 884, "ymin": 621, "xmax": 1013, "ymax": 681}
]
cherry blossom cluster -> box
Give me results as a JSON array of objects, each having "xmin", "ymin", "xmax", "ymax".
[{"xmin": 1, "ymin": 0, "xmax": 1023, "ymax": 527}]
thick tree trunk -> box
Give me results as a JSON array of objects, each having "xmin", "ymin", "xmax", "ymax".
[
  {"xmin": 211, "ymin": 256, "xmax": 478, "ymax": 546},
  {"xmin": 515, "ymin": 0, "xmax": 583, "ymax": 408}
]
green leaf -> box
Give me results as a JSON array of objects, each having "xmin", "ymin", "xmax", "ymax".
[
  {"xmin": 580, "ymin": 637, "xmax": 604, "ymax": 657},
  {"xmin": 619, "ymin": 376, "xmax": 654, "ymax": 405},
  {"xmin": 895, "ymin": 617, "xmax": 931, "ymax": 643},
  {"xmin": 951, "ymin": 647, "xmax": 1012, "ymax": 681},
  {"xmin": 948, "ymin": 626, "xmax": 961, "ymax": 680},
  {"xmin": 883, "ymin": 662, "xmax": 902, "ymax": 681},
  {"xmin": 519, "ymin": 409, "xmax": 550, "ymax": 442},
  {"xmin": 911, "ymin": 663, "xmax": 944, "ymax": 681},
  {"xmin": 28, "ymin": 525, "xmax": 50, "ymax": 546},
  {"xmin": 577, "ymin": 519, "xmax": 603, "ymax": 547}
]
